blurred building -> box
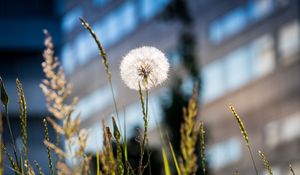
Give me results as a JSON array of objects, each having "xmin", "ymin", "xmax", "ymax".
[
  {"xmin": 61, "ymin": 0, "xmax": 300, "ymax": 174},
  {"xmin": 0, "ymin": 0, "xmax": 61, "ymax": 173}
]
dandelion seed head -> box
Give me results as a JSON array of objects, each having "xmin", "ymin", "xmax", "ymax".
[{"xmin": 120, "ymin": 46, "xmax": 169, "ymax": 90}]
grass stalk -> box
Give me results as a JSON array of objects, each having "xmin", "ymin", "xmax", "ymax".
[
  {"xmin": 229, "ymin": 105, "xmax": 259, "ymax": 175},
  {"xmin": 289, "ymin": 164, "xmax": 296, "ymax": 175},
  {"xmin": 258, "ymin": 150, "xmax": 273, "ymax": 175},
  {"xmin": 79, "ymin": 20, "xmax": 129, "ymax": 170},
  {"xmin": 0, "ymin": 78, "xmax": 20, "ymax": 169},
  {"xmin": 43, "ymin": 119, "xmax": 54, "ymax": 175},
  {"xmin": 33, "ymin": 160, "xmax": 45, "ymax": 175},
  {"xmin": 79, "ymin": 18, "xmax": 121, "ymax": 128},
  {"xmin": 16, "ymin": 79, "xmax": 28, "ymax": 163},
  {"xmin": 3, "ymin": 146, "xmax": 19, "ymax": 174},
  {"xmin": 112, "ymin": 117, "xmax": 124, "ymax": 175},
  {"xmin": 199, "ymin": 121, "xmax": 206, "ymax": 175}
]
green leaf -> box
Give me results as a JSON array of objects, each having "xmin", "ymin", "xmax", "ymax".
[{"xmin": 0, "ymin": 77, "xmax": 9, "ymax": 108}]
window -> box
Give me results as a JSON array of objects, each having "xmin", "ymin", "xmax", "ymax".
[
  {"xmin": 119, "ymin": 2, "xmax": 138, "ymax": 34},
  {"xmin": 224, "ymin": 47, "xmax": 252, "ymax": 90},
  {"xmin": 61, "ymin": 44, "xmax": 75, "ymax": 74},
  {"xmin": 264, "ymin": 121, "xmax": 280, "ymax": 148},
  {"xmin": 209, "ymin": 21, "xmax": 223, "ymax": 43},
  {"xmin": 62, "ymin": 7, "xmax": 83, "ymax": 33},
  {"xmin": 75, "ymin": 33, "xmax": 97, "ymax": 65},
  {"xmin": 264, "ymin": 112, "xmax": 300, "ymax": 148},
  {"xmin": 280, "ymin": 112, "xmax": 300, "ymax": 143},
  {"xmin": 279, "ymin": 20, "xmax": 300, "ymax": 62},
  {"xmin": 209, "ymin": 7, "xmax": 248, "ymax": 43},
  {"xmin": 249, "ymin": 34, "xmax": 275, "ymax": 77},
  {"xmin": 77, "ymin": 85, "xmax": 115, "ymax": 120},
  {"xmin": 248, "ymin": 0, "xmax": 273, "ymax": 21},
  {"xmin": 209, "ymin": 0, "xmax": 276, "ymax": 43},
  {"xmin": 93, "ymin": 0, "xmax": 109, "ymax": 6},
  {"xmin": 202, "ymin": 60, "xmax": 226, "ymax": 101},
  {"xmin": 62, "ymin": 0, "xmax": 170, "ymax": 74},
  {"xmin": 139, "ymin": 0, "xmax": 170, "ymax": 20},
  {"xmin": 207, "ymin": 138, "xmax": 241, "ymax": 169},
  {"xmin": 223, "ymin": 7, "xmax": 248, "ymax": 37},
  {"xmin": 202, "ymin": 34, "xmax": 275, "ymax": 103},
  {"xmin": 93, "ymin": 1, "xmax": 137, "ymax": 48}
]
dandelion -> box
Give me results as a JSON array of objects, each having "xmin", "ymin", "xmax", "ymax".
[{"xmin": 120, "ymin": 46, "xmax": 169, "ymax": 90}]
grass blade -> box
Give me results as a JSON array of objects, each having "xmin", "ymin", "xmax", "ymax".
[
  {"xmin": 168, "ymin": 142, "xmax": 181, "ymax": 175},
  {"xmin": 96, "ymin": 150, "xmax": 101, "ymax": 175},
  {"xmin": 162, "ymin": 147, "xmax": 171, "ymax": 175}
]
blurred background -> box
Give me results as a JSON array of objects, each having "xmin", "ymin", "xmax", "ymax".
[{"xmin": 0, "ymin": 0, "xmax": 299, "ymax": 174}]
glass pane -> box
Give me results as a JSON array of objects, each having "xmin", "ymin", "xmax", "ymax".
[
  {"xmin": 279, "ymin": 20, "xmax": 300, "ymax": 60},
  {"xmin": 248, "ymin": 0, "xmax": 273, "ymax": 21},
  {"xmin": 202, "ymin": 60, "xmax": 226, "ymax": 101},
  {"xmin": 139, "ymin": 0, "xmax": 170, "ymax": 20},
  {"xmin": 61, "ymin": 44, "xmax": 75, "ymax": 74},
  {"xmin": 209, "ymin": 21, "xmax": 223, "ymax": 43},
  {"xmin": 62, "ymin": 7, "xmax": 83, "ymax": 33},
  {"xmin": 207, "ymin": 138, "xmax": 241, "ymax": 169},
  {"xmin": 250, "ymin": 34, "xmax": 275, "ymax": 77},
  {"xmin": 119, "ymin": 1, "xmax": 138, "ymax": 34},
  {"xmin": 223, "ymin": 7, "xmax": 248, "ymax": 37},
  {"xmin": 77, "ymin": 85, "xmax": 115, "ymax": 120},
  {"xmin": 224, "ymin": 47, "xmax": 251, "ymax": 90}
]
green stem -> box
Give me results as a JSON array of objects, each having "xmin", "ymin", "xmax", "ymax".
[
  {"xmin": 247, "ymin": 144, "xmax": 259, "ymax": 175},
  {"xmin": 138, "ymin": 83, "xmax": 149, "ymax": 175},
  {"xmin": 108, "ymin": 80, "xmax": 122, "ymax": 134},
  {"xmin": 4, "ymin": 107, "xmax": 19, "ymax": 168}
]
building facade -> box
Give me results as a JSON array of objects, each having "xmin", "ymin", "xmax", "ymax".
[{"xmin": 61, "ymin": 0, "xmax": 300, "ymax": 174}]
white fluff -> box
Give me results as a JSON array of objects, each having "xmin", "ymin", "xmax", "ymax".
[{"xmin": 120, "ymin": 46, "xmax": 169, "ymax": 90}]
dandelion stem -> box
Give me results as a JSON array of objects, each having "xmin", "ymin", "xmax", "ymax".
[{"xmin": 138, "ymin": 82, "xmax": 149, "ymax": 175}]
